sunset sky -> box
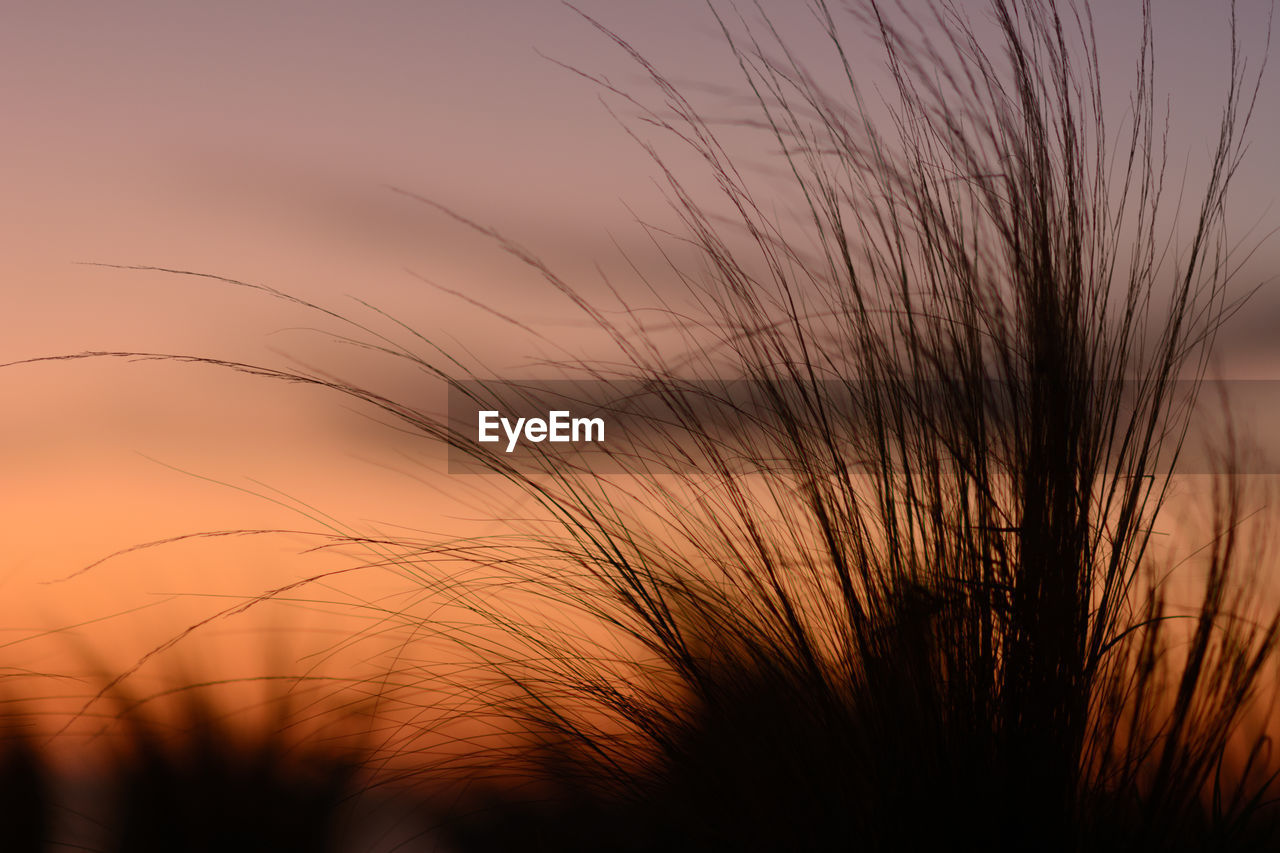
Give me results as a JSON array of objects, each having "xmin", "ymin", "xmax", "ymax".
[{"xmin": 2, "ymin": 0, "xmax": 1279, "ymax": 752}]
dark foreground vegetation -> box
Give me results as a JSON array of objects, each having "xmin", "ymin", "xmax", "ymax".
[
  {"xmin": 0, "ymin": 718, "xmax": 50, "ymax": 853},
  {"xmin": 7, "ymin": 0, "xmax": 1280, "ymax": 850},
  {"xmin": 0, "ymin": 689, "xmax": 363, "ymax": 853}
]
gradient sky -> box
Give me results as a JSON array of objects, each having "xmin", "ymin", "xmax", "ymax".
[{"xmin": 2, "ymin": 0, "xmax": 1279, "ymax": 750}]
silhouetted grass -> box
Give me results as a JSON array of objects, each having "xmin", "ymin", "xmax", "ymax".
[
  {"xmin": 97, "ymin": 680, "xmax": 361, "ymax": 853},
  {"xmin": 341, "ymin": 1, "xmax": 1280, "ymax": 848},
  {"xmin": 1, "ymin": 658, "xmax": 379, "ymax": 851},
  {"xmin": 0, "ymin": 710, "xmax": 50, "ymax": 853},
  {"xmin": 0, "ymin": 673, "xmax": 427, "ymax": 851},
  {"xmin": 5, "ymin": 0, "xmax": 1279, "ymax": 850}
]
